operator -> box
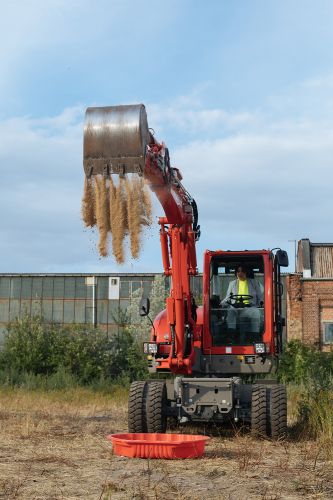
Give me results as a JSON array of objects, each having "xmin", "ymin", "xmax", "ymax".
[{"xmin": 221, "ymin": 264, "xmax": 263, "ymax": 340}]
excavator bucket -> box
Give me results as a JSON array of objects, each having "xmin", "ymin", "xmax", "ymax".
[
  {"xmin": 81, "ymin": 104, "xmax": 153, "ymax": 263},
  {"xmin": 83, "ymin": 104, "xmax": 150, "ymax": 178}
]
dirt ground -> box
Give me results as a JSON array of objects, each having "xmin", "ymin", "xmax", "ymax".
[{"xmin": 0, "ymin": 388, "xmax": 333, "ymax": 500}]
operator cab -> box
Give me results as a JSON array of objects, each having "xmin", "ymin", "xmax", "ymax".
[{"xmin": 209, "ymin": 255, "xmax": 265, "ymax": 348}]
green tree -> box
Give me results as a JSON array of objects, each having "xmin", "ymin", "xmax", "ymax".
[{"xmin": 127, "ymin": 274, "xmax": 168, "ymax": 343}]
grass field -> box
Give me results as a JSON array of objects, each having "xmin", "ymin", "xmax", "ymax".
[{"xmin": 0, "ymin": 387, "xmax": 333, "ymax": 500}]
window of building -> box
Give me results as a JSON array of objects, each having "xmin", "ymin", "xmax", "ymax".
[
  {"xmin": 74, "ymin": 300, "xmax": 86, "ymax": 323},
  {"xmin": 97, "ymin": 278, "xmax": 108, "ymax": 299},
  {"xmin": 120, "ymin": 281, "xmax": 130, "ymax": 298},
  {"xmin": 21, "ymin": 278, "xmax": 32, "ymax": 299},
  {"xmin": 108, "ymin": 300, "xmax": 119, "ymax": 323},
  {"xmin": 32, "ymin": 278, "xmax": 43, "ymax": 299},
  {"xmin": 10, "ymin": 278, "xmax": 22, "ymax": 299},
  {"xmin": 64, "ymin": 301, "xmax": 75, "ymax": 323},
  {"xmin": 323, "ymin": 322, "xmax": 333, "ymax": 344},
  {"xmin": 131, "ymin": 281, "xmax": 142, "ymax": 294},
  {"xmin": 52, "ymin": 300, "xmax": 63, "ymax": 323},
  {"xmin": 31, "ymin": 300, "xmax": 42, "ymax": 317},
  {"xmin": 76, "ymin": 278, "xmax": 87, "ymax": 299},
  {"xmin": 0, "ymin": 278, "xmax": 10, "ymax": 299},
  {"xmin": 97, "ymin": 300, "xmax": 108, "ymax": 324},
  {"xmin": 53, "ymin": 278, "xmax": 65, "ymax": 298},
  {"xmin": 42, "ymin": 278, "xmax": 54, "ymax": 298},
  {"xmin": 64, "ymin": 278, "xmax": 76, "ymax": 299},
  {"xmin": 9, "ymin": 300, "xmax": 20, "ymax": 321},
  {"xmin": 42, "ymin": 301, "xmax": 53, "ymax": 321}
]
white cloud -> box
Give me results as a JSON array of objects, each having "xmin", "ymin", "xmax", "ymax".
[
  {"xmin": 145, "ymin": 77, "xmax": 333, "ymax": 262},
  {"xmin": 0, "ymin": 105, "xmax": 161, "ymax": 272},
  {"xmin": 147, "ymin": 88, "xmax": 260, "ymax": 139},
  {"xmin": 1, "ymin": 73, "xmax": 333, "ymax": 272},
  {"xmin": 172, "ymin": 123, "xmax": 333, "ymax": 257}
]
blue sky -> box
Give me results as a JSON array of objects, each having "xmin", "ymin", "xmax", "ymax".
[{"xmin": 1, "ymin": 0, "xmax": 333, "ymax": 273}]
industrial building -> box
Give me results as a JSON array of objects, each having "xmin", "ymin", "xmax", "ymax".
[
  {"xmin": 0, "ymin": 273, "xmax": 203, "ymax": 346},
  {"xmin": 287, "ymin": 239, "xmax": 333, "ymax": 350}
]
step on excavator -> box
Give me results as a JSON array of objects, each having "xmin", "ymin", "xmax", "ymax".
[{"xmin": 83, "ymin": 104, "xmax": 289, "ymax": 438}]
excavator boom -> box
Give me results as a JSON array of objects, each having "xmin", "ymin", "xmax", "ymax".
[{"xmin": 83, "ymin": 103, "xmax": 199, "ymax": 373}]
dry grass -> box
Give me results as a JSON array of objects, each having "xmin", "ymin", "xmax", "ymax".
[{"xmin": 1, "ymin": 388, "xmax": 333, "ymax": 499}]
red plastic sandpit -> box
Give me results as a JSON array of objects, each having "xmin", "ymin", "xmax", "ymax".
[{"xmin": 107, "ymin": 433, "xmax": 210, "ymax": 459}]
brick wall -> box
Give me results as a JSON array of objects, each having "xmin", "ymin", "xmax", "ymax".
[
  {"xmin": 286, "ymin": 274, "xmax": 303, "ymax": 341},
  {"xmin": 302, "ymin": 280, "xmax": 333, "ymax": 348},
  {"xmin": 287, "ymin": 274, "xmax": 333, "ymax": 350}
]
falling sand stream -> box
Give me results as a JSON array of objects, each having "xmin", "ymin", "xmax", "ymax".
[{"xmin": 81, "ymin": 175, "xmax": 152, "ymax": 264}]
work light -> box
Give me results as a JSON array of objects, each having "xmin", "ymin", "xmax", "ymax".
[
  {"xmin": 143, "ymin": 342, "xmax": 158, "ymax": 354},
  {"xmin": 254, "ymin": 343, "xmax": 266, "ymax": 354}
]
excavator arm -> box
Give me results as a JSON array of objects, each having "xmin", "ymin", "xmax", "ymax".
[{"xmin": 83, "ymin": 104, "xmax": 200, "ymax": 374}]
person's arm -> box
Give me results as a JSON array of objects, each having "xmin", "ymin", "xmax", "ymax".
[
  {"xmin": 255, "ymin": 280, "xmax": 264, "ymax": 305},
  {"xmin": 221, "ymin": 281, "xmax": 233, "ymax": 305}
]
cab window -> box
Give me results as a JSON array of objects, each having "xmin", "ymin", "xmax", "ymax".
[{"xmin": 210, "ymin": 257, "xmax": 264, "ymax": 346}]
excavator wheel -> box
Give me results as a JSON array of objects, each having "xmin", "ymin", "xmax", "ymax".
[
  {"xmin": 146, "ymin": 381, "xmax": 167, "ymax": 433},
  {"xmin": 128, "ymin": 381, "xmax": 149, "ymax": 433},
  {"xmin": 267, "ymin": 385, "xmax": 287, "ymax": 439},
  {"xmin": 251, "ymin": 385, "xmax": 267, "ymax": 438}
]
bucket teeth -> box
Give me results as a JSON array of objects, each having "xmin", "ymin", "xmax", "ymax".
[
  {"xmin": 83, "ymin": 158, "xmax": 144, "ymax": 178},
  {"xmin": 83, "ymin": 104, "xmax": 149, "ymax": 177}
]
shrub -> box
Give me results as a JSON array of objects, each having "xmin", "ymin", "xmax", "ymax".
[
  {"xmin": 278, "ymin": 340, "xmax": 313, "ymax": 384},
  {"xmin": 0, "ymin": 315, "xmax": 67, "ymax": 375},
  {"xmin": 0, "ymin": 315, "xmax": 148, "ymax": 387},
  {"xmin": 279, "ymin": 340, "xmax": 333, "ymax": 443},
  {"xmin": 60, "ymin": 324, "xmax": 115, "ymax": 383},
  {"xmin": 279, "ymin": 340, "xmax": 333, "ymax": 387},
  {"xmin": 109, "ymin": 328, "xmax": 148, "ymax": 382}
]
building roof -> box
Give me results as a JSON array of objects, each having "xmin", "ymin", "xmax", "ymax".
[{"xmin": 297, "ymin": 239, "xmax": 333, "ymax": 278}]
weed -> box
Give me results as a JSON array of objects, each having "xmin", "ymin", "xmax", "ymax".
[
  {"xmin": 99, "ymin": 480, "xmax": 125, "ymax": 499},
  {"xmin": 279, "ymin": 340, "xmax": 333, "ymax": 447}
]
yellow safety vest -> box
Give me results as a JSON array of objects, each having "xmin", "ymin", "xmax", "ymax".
[{"xmin": 238, "ymin": 279, "xmax": 249, "ymax": 304}]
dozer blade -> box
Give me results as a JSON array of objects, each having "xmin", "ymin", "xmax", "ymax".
[{"xmin": 83, "ymin": 104, "xmax": 150, "ymax": 177}]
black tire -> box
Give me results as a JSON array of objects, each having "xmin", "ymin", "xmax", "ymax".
[
  {"xmin": 267, "ymin": 385, "xmax": 287, "ymax": 439},
  {"xmin": 128, "ymin": 381, "xmax": 148, "ymax": 433},
  {"xmin": 251, "ymin": 385, "xmax": 267, "ymax": 438},
  {"xmin": 146, "ymin": 381, "xmax": 167, "ymax": 433}
]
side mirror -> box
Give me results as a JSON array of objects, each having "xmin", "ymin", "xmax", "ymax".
[
  {"xmin": 276, "ymin": 249, "xmax": 289, "ymax": 267},
  {"xmin": 139, "ymin": 297, "xmax": 150, "ymax": 317}
]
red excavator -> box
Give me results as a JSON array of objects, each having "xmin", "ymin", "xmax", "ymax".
[{"xmin": 83, "ymin": 104, "xmax": 289, "ymax": 438}]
